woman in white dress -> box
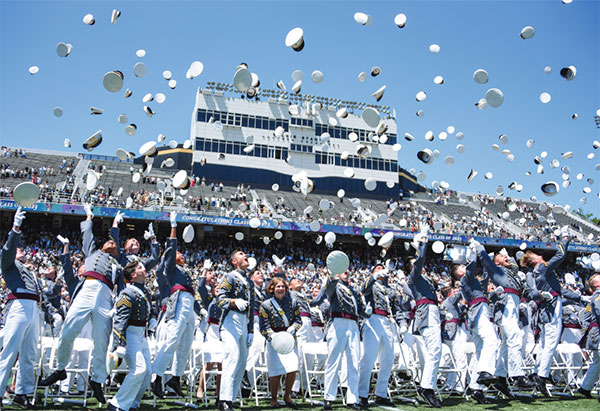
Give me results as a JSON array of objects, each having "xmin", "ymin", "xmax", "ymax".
[{"xmin": 259, "ymin": 278, "xmax": 302, "ymax": 408}]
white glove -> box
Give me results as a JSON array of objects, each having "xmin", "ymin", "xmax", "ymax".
[
  {"xmin": 234, "ymin": 298, "xmax": 248, "ymax": 311},
  {"xmin": 365, "ymin": 303, "xmax": 373, "ymax": 316},
  {"xmin": 413, "ymin": 222, "xmax": 429, "ymax": 243},
  {"xmin": 13, "ymin": 207, "xmax": 25, "ymax": 227},
  {"xmin": 148, "ymin": 317, "xmax": 158, "ymax": 331},
  {"xmin": 146, "ymin": 223, "xmax": 156, "ymax": 239},
  {"xmin": 560, "ymin": 225, "xmax": 569, "ymax": 238},
  {"xmin": 399, "ymin": 325, "xmax": 408, "ymax": 335},
  {"xmin": 541, "ymin": 291, "xmax": 553, "ymax": 301},
  {"xmin": 445, "ymin": 312, "xmax": 454, "ymax": 321},
  {"xmin": 469, "ymin": 238, "xmax": 485, "ymax": 254},
  {"xmin": 114, "ymin": 210, "xmax": 126, "ymax": 225},
  {"xmin": 374, "ymin": 269, "xmax": 387, "ymax": 280},
  {"xmin": 581, "ymin": 295, "xmax": 591, "ymax": 303},
  {"xmin": 203, "ymin": 259, "xmax": 213, "ymax": 270},
  {"xmin": 52, "ymin": 313, "xmax": 63, "ymax": 324},
  {"xmin": 286, "ymin": 325, "xmax": 296, "ymax": 336},
  {"xmin": 519, "ymin": 302, "xmax": 528, "ymax": 311},
  {"xmin": 114, "ymin": 346, "xmax": 126, "ymax": 358},
  {"xmin": 56, "ymin": 235, "xmax": 69, "ymax": 245},
  {"xmin": 83, "ymin": 203, "xmax": 94, "ymax": 218},
  {"xmin": 247, "ymin": 333, "xmax": 254, "ymax": 347},
  {"xmin": 494, "ymin": 286, "xmax": 505, "ymax": 296},
  {"xmin": 170, "ymin": 211, "xmax": 178, "ymax": 227},
  {"xmin": 200, "ymin": 308, "xmax": 208, "ymax": 318}
]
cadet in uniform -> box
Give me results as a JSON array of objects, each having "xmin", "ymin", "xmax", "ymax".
[
  {"xmin": 406, "ymin": 225, "xmax": 442, "ymax": 408},
  {"xmin": 107, "ymin": 260, "xmax": 152, "ymax": 411},
  {"xmin": 520, "ymin": 230, "xmax": 569, "ymax": 395},
  {"xmin": 259, "ymin": 277, "xmax": 302, "ymax": 408},
  {"xmin": 312, "ymin": 267, "xmax": 370, "ymax": 410},
  {"xmin": 289, "ymin": 278, "xmax": 313, "ymax": 398},
  {"xmin": 151, "ymin": 212, "xmax": 196, "ymax": 399},
  {"xmin": 451, "ymin": 254, "xmax": 497, "ymax": 404},
  {"xmin": 578, "ymin": 274, "xmax": 600, "ymax": 402},
  {"xmin": 471, "ymin": 239, "xmax": 535, "ymax": 397},
  {"xmin": 40, "ymin": 205, "xmax": 126, "ymax": 403},
  {"xmin": 0, "ymin": 208, "xmax": 41, "ymax": 409},
  {"xmin": 217, "ymin": 248, "xmax": 255, "ymax": 411},
  {"xmin": 440, "ymin": 285, "xmax": 468, "ymax": 395},
  {"xmin": 358, "ymin": 264, "xmax": 396, "ymax": 406}
]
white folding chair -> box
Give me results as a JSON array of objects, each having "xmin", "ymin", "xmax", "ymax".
[{"xmin": 43, "ymin": 337, "xmax": 94, "ymax": 407}]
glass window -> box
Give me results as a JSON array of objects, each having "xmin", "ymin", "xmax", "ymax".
[
  {"xmin": 261, "ymin": 146, "xmax": 268, "ymax": 157},
  {"xmin": 366, "ymin": 158, "xmax": 372, "ymax": 170},
  {"xmin": 234, "ymin": 113, "xmax": 241, "ymax": 126},
  {"xmin": 233, "ymin": 142, "xmax": 241, "ymax": 155},
  {"xmin": 241, "ymin": 115, "xmax": 248, "ymax": 127},
  {"xmin": 267, "ymin": 119, "xmax": 275, "ymax": 130},
  {"xmin": 315, "ymin": 153, "xmax": 321, "ymax": 163},
  {"xmin": 334, "ymin": 155, "xmax": 340, "ymax": 166},
  {"xmin": 360, "ymin": 158, "xmax": 366, "ymax": 169},
  {"xmin": 275, "ymin": 148, "xmax": 281, "ymax": 159},
  {"xmin": 248, "ymin": 117, "xmax": 255, "ymax": 128},
  {"xmin": 226, "ymin": 142, "xmax": 233, "ymax": 154},
  {"xmin": 218, "ymin": 141, "xmax": 225, "ymax": 153},
  {"xmin": 213, "ymin": 112, "xmax": 221, "ymax": 122},
  {"xmin": 197, "ymin": 109, "xmax": 205, "ymax": 122}
]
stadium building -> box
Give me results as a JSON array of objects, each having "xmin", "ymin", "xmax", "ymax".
[{"xmin": 186, "ymin": 83, "xmax": 421, "ymax": 198}]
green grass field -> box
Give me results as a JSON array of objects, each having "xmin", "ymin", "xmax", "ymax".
[{"xmin": 10, "ymin": 394, "xmax": 598, "ymax": 411}]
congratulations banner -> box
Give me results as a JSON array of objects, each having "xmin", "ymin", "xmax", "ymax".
[{"xmin": 1, "ymin": 199, "xmax": 597, "ymax": 253}]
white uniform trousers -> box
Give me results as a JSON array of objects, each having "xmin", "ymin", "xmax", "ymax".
[
  {"xmin": 0, "ymin": 299, "xmax": 40, "ymax": 395},
  {"xmin": 57, "ymin": 279, "xmax": 113, "ymax": 383},
  {"xmin": 245, "ymin": 315, "xmax": 265, "ymax": 372},
  {"xmin": 444, "ymin": 324, "xmax": 468, "ymax": 392},
  {"xmin": 415, "ymin": 305, "xmax": 442, "ymax": 390},
  {"xmin": 358, "ymin": 314, "xmax": 394, "ymax": 398},
  {"xmin": 219, "ymin": 311, "xmax": 249, "ymax": 402},
  {"xmin": 323, "ymin": 317, "xmax": 360, "ymax": 404},
  {"xmin": 580, "ymin": 350, "xmax": 600, "ymax": 391},
  {"xmin": 152, "ymin": 291, "xmax": 195, "ymax": 377},
  {"xmin": 109, "ymin": 326, "xmax": 152, "ymax": 411},
  {"xmin": 60, "ymin": 321, "xmax": 93, "ymax": 393},
  {"xmin": 292, "ymin": 316, "xmax": 314, "ymax": 392},
  {"xmin": 495, "ymin": 293, "xmax": 524, "ymax": 378},
  {"xmin": 535, "ymin": 297, "xmax": 563, "ymax": 378},
  {"xmin": 468, "ymin": 303, "xmax": 498, "ymax": 390}
]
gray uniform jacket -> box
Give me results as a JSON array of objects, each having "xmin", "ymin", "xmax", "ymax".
[
  {"xmin": 441, "ymin": 294, "xmax": 464, "ymax": 341},
  {"xmin": 163, "ymin": 238, "xmax": 196, "ymax": 321},
  {"xmin": 258, "ymin": 294, "xmax": 302, "ymax": 341},
  {"xmin": 407, "ymin": 241, "xmax": 437, "ymax": 334},
  {"xmin": 311, "ymin": 277, "xmax": 369, "ymax": 321},
  {"xmin": 534, "ymin": 239, "xmax": 569, "ymax": 324},
  {"xmin": 362, "ymin": 274, "xmax": 394, "ymax": 318},
  {"xmin": 579, "ymin": 289, "xmax": 600, "ymax": 350},
  {"xmin": 217, "ymin": 268, "xmax": 255, "ymax": 334},
  {"xmin": 460, "ymin": 260, "xmax": 490, "ymax": 330},
  {"xmin": 81, "ymin": 220, "xmax": 122, "ymax": 293},
  {"xmin": 1, "ymin": 229, "xmax": 41, "ymax": 299},
  {"xmin": 111, "ymin": 282, "xmax": 151, "ymax": 351}
]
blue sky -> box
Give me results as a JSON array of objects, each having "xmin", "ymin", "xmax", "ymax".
[{"xmin": 1, "ymin": 0, "xmax": 599, "ymax": 214}]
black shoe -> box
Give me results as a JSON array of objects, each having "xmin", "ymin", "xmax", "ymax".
[
  {"xmin": 166, "ymin": 376, "xmax": 185, "ymax": 397},
  {"xmin": 291, "ymin": 391, "xmax": 300, "ymax": 399},
  {"xmin": 151, "ymin": 376, "xmax": 164, "ymax": 399},
  {"xmin": 471, "ymin": 389, "xmax": 490, "ymax": 404},
  {"xmin": 419, "ymin": 387, "xmax": 441, "ymax": 408},
  {"xmin": 476, "ymin": 371, "xmax": 497, "ymax": 387},
  {"xmin": 532, "ymin": 375, "xmax": 549, "ymax": 397},
  {"xmin": 493, "ymin": 378, "xmax": 514, "ymax": 399},
  {"xmin": 397, "ymin": 370, "xmax": 411, "ymax": 380},
  {"xmin": 38, "ymin": 369, "xmax": 67, "ymax": 386},
  {"xmin": 347, "ymin": 404, "xmax": 362, "ymax": 410},
  {"xmin": 578, "ymin": 387, "xmax": 593, "ymax": 398},
  {"xmin": 285, "ymin": 401, "xmax": 298, "ymax": 409},
  {"xmin": 374, "ymin": 396, "xmax": 394, "ymax": 406},
  {"xmin": 89, "ymin": 379, "xmax": 106, "ymax": 404},
  {"xmin": 12, "ymin": 395, "xmax": 37, "ymax": 409},
  {"xmin": 219, "ymin": 401, "xmax": 234, "ymax": 411},
  {"xmin": 513, "ymin": 375, "xmax": 535, "ymax": 389},
  {"xmin": 323, "ymin": 400, "xmax": 333, "ymax": 410},
  {"xmin": 106, "ymin": 403, "xmax": 124, "ymax": 411}
]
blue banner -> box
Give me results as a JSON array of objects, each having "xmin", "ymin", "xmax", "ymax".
[{"xmin": 1, "ymin": 199, "xmax": 597, "ymax": 253}]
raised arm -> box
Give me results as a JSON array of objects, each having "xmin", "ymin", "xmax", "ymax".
[
  {"xmin": 1, "ymin": 208, "xmax": 25, "ymax": 273},
  {"xmin": 80, "ymin": 204, "xmax": 96, "ymax": 258},
  {"xmin": 546, "ymin": 236, "xmax": 570, "ymax": 273}
]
